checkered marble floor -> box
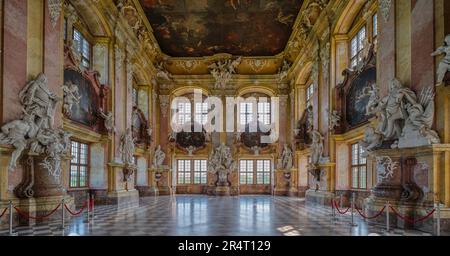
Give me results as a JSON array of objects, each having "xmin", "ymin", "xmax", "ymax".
[{"xmin": 0, "ymin": 195, "xmax": 439, "ymax": 236}]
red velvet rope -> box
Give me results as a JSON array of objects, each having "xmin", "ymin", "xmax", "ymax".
[
  {"xmin": 356, "ymin": 206, "xmax": 386, "ymax": 220},
  {"xmin": 64, "ymin": 201, "xmax": 88, "ymax": 216},
  {"xmin": 389, "ymin": 206, "xmax": 436, "ymax": 224},
  {"xmin": 89, "ymin": 198, "xmax": 94, "ymax": 211},
  {"xmin": 14, "ymin": 204, "xmax": 61, "ymax": 220},
  {"xmin": 0, "ymin": 207, "xmax": 7, "ymax": 218},
  {"xmin": 333, "ymin": 200, "xmax": 351, "ymax": 215}
]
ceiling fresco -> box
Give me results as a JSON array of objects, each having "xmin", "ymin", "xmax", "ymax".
[{"xmin": 139, "ymin": 0, "xmax": 304, "ymax": 57}]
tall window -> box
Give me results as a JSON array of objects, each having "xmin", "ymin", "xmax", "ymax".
[
  {"xmin": 350, "ymin": 27, "xmax": 367, "ymax": 68},
  {"xmin": 351, "ymin": 143, "xmax": 367, "ymax": 189},
  {"xmin": 132, "ymin": 87, "xmax": 138, "ymax": 107},
  {"xmin": 195, "ymin": 102, "xmax": 209, "ymax": 125},
  {"xmin": 177, "ymin": 160, "xmax": 207, "ymax": 185},
  {"xmin": 177, "ymin": 102, "xmax": 192, "ymax": 126},
  {"xmin": 73, "ymin": 28, "xmax": 91, "ymax": 69},
  {"xmin": 258, "ymin": 102, "xmax": 271, "ymax": 125},
  {"xmin": 70, "ymin": 141, "xmax": 89, "ymax": 188},
  {"xmin": 239, "ymin": 160, "xmax": 271, "ymax": 185},
  {"xmin": 372, "ymin": 13, "xmax": 378, "ymax": 45},
  {"xmin": 306, "ymin": 84, "xmax": 314, "ymax": 107},
  {"xmin": 239, "ymin": 102, "xmax": 254, "ymax": 126}
]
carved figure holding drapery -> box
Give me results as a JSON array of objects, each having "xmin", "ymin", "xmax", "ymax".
[
  {"xmin": 98, "ymin": 108, "xmax": 115, "ymax": 134},
  {"xmin": 120, "ymin": 128, "xmax": 135, "ymax": 166}
]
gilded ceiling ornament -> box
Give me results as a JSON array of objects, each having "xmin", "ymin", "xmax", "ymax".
[
  {"xmin": 247, "ymin": 59, "xmax": 268, "ymax": 73},
  {"xmin": 175, "ymin": 60, "xmax": 201, "ymax": 74},
  {"xmin": 48, "ymin": 0, "xmax": 62, "ymax": 28},
  {"xmin": 378, "ymin": 0, "xmax": 392, "ymax": 22}
]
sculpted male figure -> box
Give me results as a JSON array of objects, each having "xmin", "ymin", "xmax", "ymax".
[{"xmin": 0, "ymin": 113, "xmax": 39, "ymax": 171}]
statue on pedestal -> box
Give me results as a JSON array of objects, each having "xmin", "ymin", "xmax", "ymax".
[
  {"xmin": 278, "ymin": 144, "xmax": 293, "ymax": 171},
  {"xmin": 62, "ymin": 81, "xmax": 81, "ymax": 117},
  {"xmin": 208, "ymin": 143, "xmax": 236, "ymax": 186},
  {"xmin": 153, "ymin": 145, "xmax": 166, "ymax": 169}
]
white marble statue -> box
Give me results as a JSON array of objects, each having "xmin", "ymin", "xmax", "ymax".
[
  {"xmin": 119, "ymin": 128, "xmax": 135, "ymax": 166},
  {"xmin": 359, "ymin": 78, "xmax": 441, "ymax": 150},
  {"xmin": 155, "ymin": 61, "xmax": 172, "ymax": 82},
  {"xmin": 62, "ymin": 81, "xmax": 81, "ymax": 116},
  {"xmin": 279, "ymin": 144, "xmax": 293, "ymax": 170},
  {"xmin": 309, "ymin": 130, "xmax": 324, "ymax": 166},
  {"xmin": 328, "ymin": 110, "xmax": 341, "ymax": 131},
  {"xmin": 98, "ymin": 109, "xmax": 115, "ymax": 134},
  {"xmin": 431, "ymin": 34, "xmax": 450, "ymax": 86},
  {"xmin": 153, "ymin": 145, "xmax": 166, "ymax": 169},
  {"xmin": 1, "ymin": 74, "xmax": 72, "ymax": 177},
  {"xmin": 208, "ymin": 143, "xmax": 236, "ymax": 186},
  {"xmin": 0, "ymin": 113, "xmax": 39, "ymax": 171},
  {"xmin": 278, "ymin": 59, "xmax": 291, "ymax": 83},
  {"xmin": 131, "ymin": 107, "xmax": 140, "ymax": 136},
  {"xmin": 360, "ymin": 126, "xmax": 383, "ymax": 152},
  {"xmin": 208, "ymin": 57, "xmax": 241, "ymax": 89},
  {"xmin": 19, "ymin": 73, "xmax": 60, "ymax": 129}
]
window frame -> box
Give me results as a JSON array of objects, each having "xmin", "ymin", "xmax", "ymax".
[
  {"xmin": 350, "ymin": 26, "xmax": 367, "ymax": 69},
  {"xmin": 350, "ymin": 143, "xmax": 367, "ymax": 190},
  {"xmin": 69, "ymin": 140, "xmax": 90, "ymax": 189},
  {"xmin": 72, "ymin": 27, "xmax": 92, "ymax": 69},
  {"xmin": 177, "ymin": 159, "xmax": 208, "ymax": 185},
  {"xmin": 239, "ymin": 159, "xmax": 272, "ymax": 185}
]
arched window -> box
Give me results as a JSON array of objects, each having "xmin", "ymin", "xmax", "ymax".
[{"xmin": 238, "ymin": 93, "xmax": 272, "ymax": 130}]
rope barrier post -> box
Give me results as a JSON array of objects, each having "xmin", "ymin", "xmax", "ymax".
[
  {"xmin": 8, "ymin": 201, "xmax": 17, "ymax": 236},
  {"xmin": 436, "ymin": 202, "xmax": 441, "ymax": 237},
  {"xmin": 350, "ymin": 192, "xmax": 357, "ymax": 227},
  {"xmin": 86, "ymin": 193, "xmax": 90, "ymax": 223},
  {"xmin": 91, "ymin": 194, "xmax": 95, "ymax": 222},
  {"xmin": 386, "ymin": 201, "xmax": 390, "ymax": 234},
  {"xmin": 61, "ymin": 198, "xmax": 65, "ymax": 230}
]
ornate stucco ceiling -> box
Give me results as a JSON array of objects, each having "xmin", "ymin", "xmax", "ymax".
[{"xmin": 138, "ymin": 0, "xmax": 304, "ymax": 58}]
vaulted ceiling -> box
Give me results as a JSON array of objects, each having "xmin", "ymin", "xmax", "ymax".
[{"xmin": 138, "ymin": 0, "xmax": 304, "ymax": 58}]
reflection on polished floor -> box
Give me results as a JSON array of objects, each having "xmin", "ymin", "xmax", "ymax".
[{"xmin": 0, "ymin": 196, "xmax": 434, "ymax": 236}]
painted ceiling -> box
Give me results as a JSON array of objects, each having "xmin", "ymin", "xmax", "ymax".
[{"xmin": 139, "ymin": 0, "xmax": 304, "ymax": 57}]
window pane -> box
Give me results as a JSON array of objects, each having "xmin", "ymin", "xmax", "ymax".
[
  {"xmin": 359, "ymin": 166, "xmax": 367, "ymax": 189},
  {"xmin": 352, "ymin": 167, "xmax": 359, "ymax": 188},
  {"xmin": 373, "ymin": 14, "xmax": 378, "ymax": 37}
]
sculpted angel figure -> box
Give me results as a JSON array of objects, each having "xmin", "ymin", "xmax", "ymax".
[
  {"xmin": 360, "ymin": 126, "xmax": 383, "ymax": 152},
  {"xmin": 98, "ymin": 108, "xmax": 115, "ymax": 134},
  {"xmin": 0, "ymin": 112, "xmax": 39, "ymax": 171},
  {"xmin": 431, "ymin": 34, "xmax": 450, "ymax": 86},
  {"xmin": 62, "ymin": 81, "xmax": 81, "ymax": 116}
]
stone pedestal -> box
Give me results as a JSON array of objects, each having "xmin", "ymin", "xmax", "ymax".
[
  {"xmin": 363, "ymin": 146, "xmax": 441, "ymax": 230},
  {"xmin": 107, "ymin": 162, "xmax": 139, "ymax": 208},
  {"xmin": 137, "ymin": 168, "xmax": 159, "ymax": 196},
  {"xmin": 152, "ymin": 168, "xmax": 172, "ymax": 195},
  {"xmin": 274, "ymin": 169, "xmax": 293, "ymax": 196},
  {"xmin": 214, "ymin": 185, "xmax": 231, "ymax": 196},
  {"xmin": 31, "ymin": 155, "xmax": 66, "ymax": 198}
]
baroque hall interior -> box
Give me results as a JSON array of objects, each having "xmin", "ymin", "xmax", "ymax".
[{"xmin": 0, "ymin": 0, "xmax": 449, "ymax": 236}]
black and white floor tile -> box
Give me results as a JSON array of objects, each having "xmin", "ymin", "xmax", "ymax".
[{"xmin": 0, "ymin": 196, "xmax": 440, "ymax": 236}]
